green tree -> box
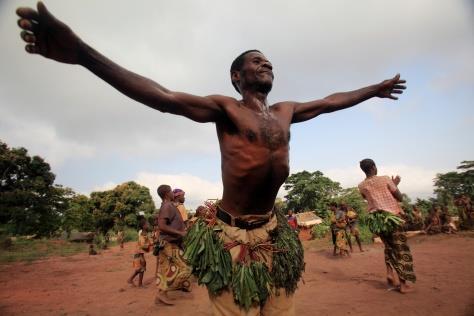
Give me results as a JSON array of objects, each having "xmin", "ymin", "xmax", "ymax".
[
  {"xmin": 90, "ymin": 181, "xmax": 155, "ymax": 233},
  {"xmin": 336, "ymin": 187, "xmax": 367, "ymax": 213},
  {"xmin": 62, "ymin": 194, "xmax": 95, "ymax": 233},
  {"xmin": 434, "ymin": 160, "xmax": 474, "ymax": 205},
  {"xmin": 284, "ymin": 170, "xmax": 341, "ymax": 217},
  {"xmin": 0, "ymin": 140, "xmax": 71, "ymax": 236}
]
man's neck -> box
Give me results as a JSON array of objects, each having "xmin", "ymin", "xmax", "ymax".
[
  {"xmin": 365, "ymin": 172, "xmax": 377, "ymax": 179},
  {"xmin": 241, "ymin": 90, "xmax": 269, "ymax": 111}
]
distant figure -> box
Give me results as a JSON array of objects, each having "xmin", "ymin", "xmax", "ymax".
[
  {"xmin": 455, "ymin": 195, "xmax": 474, "ymax": 230},
  {"xmin": 116, "ymin": 230, "xmax": 125, "ymax": 249},
  {"xmin": 358, "ymin": 158, "xmax": 416, "ymax": 294},
  {"xmin": 173, "ymin": 188, "xmax": 189, "ymax": 227},
  {"xmin": 440, "ymin": 206, "xmax": 456, "ymax": 234},
  {"xmin": 411, "ymin": 205, "xmax": 424, "ymax": 231},
  {"xmin": 88, "ymin": 244, "xmax": 97, "ymax": 256},
  {"xmin": 127, "ymin": 220, "xmax": 152, "ymax": 287},
  {"xmin": 328, "ymin": 202, "xmax": 339, "ymax": 256},
  {"xmin": 425, "ymin": 205, "xmax": 442, "ymax": 235},
  {"xmin": 329, "ymin": 203, "xmax": 350, "ymax": 257},
  {"xmin": 345, "ymin": 205, "xmax": 364, "ymax": 252},
  {"xmin": 287, "ymin": 210, "xmax": 298, "ymax": 231},
  {"xmin": 334, "ymin": 206, "xmax": 350, "ymax": 257}
]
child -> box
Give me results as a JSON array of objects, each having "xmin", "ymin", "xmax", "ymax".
[
  {"xmin": 117, "ymin": 230, "xmax": 125, "ymax": 249},
  {"xmin": 127, "ymin": 220, "xmax": 152, "ymax": 287}
]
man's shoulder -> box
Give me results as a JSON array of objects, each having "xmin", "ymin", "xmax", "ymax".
[
  {"xmin": 207, "ymin": 94, "xmax": 239, "ymax": 107},
  {"xmin": 270, "ymin": 101, "xmax": 295, "ymax": 112}
]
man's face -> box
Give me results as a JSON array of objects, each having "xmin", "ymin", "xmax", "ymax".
[{"xmin": 234, "ymin": 52, "xmax": 274, "ymax": 94}]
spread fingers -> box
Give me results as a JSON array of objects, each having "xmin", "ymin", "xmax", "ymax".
[
  {"xmin": 18, "ymin": 18, "xmax": 38, "ymax": 32},
  {"xmin": 21, "ymin": 30, "xmax": 36, "ymax": 43},
  {"xmin": 25, "ymin": 44, "xmax": 40, "ymax": 54},
  {"xmin": 16, "ymin": 7, "xmax": 39, "ymax": 20}
]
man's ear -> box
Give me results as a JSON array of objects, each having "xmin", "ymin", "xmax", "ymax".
[{"xmin": 231, "ymin": 70, "xmax": 240, "ymax": 89}]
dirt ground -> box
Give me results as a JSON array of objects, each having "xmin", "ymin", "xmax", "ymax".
[{"xmin": 0, "ymin": 233, "xmax": 473, "ymax": 316}]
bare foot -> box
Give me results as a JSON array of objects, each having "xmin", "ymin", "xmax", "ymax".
[
  {"xmin": 399, "ymin": 283, "xmax": 414, "ymax": 294},
  {"xmin": 127, "ymin": 279, "xmax": 136, "ymax": 287},
  {"xmin": 386, "ymin": 277, "xmax": 400, "ymax": 288},
  {"xmin": 155, "ymin": 293, "xmax": 174, "ymax": 305}
]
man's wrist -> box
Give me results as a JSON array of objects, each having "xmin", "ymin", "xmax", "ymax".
[{"xmin": 77, "ymin": 39, "xmax": 90, "ymax": 67}]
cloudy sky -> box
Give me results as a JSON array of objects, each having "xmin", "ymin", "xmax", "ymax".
[{"xmin": 1, "ymin": 0, "xmax": 473, "ymax": 209}]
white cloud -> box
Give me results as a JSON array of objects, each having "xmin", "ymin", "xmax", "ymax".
[{"xmin": 0, "ymin": 108, "xmax": 95, "ymax": 167}]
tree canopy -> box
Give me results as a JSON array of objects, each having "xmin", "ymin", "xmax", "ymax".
[
  {"xmin": 434, "ymin": 160, "xmax": 474, "ymax": 205},
  {"xmin": 90, "ymin": 181, "xmax": 155, "ymax": 233},
  {"xmin": 284, "ymin": 170, "xmax": 341, "ymax": 217},
  {"xmin": 0, "ymin": 140, "xmax": 71, "ymax": 236}
]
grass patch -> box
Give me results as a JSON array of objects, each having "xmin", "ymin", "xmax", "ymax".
[{"xmin": 0, "ymin": 238, "xmax": 88, "ymax": 264}]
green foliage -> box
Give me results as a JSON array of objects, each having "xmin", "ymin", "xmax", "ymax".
[
  {"xmin": 231, "ymin": 262, "xmax": 272, "ymax": 311},
  {"xmin": 123, "ymin": 228, "xmax": 138, "ymax": 242},
  {"xmin": 335, "ymin": 187, "xmax": 367, "ymax": 213},
  {"xmin": 0, "ymin": 238, "xmax": 87, "ymax": 264},
  {"xmin": 367, "ymin": 211, "xmax": 404, "ymax": 235},
  {"xmin": 90, "ymin": 181, "xmax": 155, "ymax": 234},
  {"xmin": 62, "ymin": 194, "xmax": 94, "ymax": 234},
  {"xmin": 434, "ymin": 160, "xmax": 474, "ymax": 204},
  {"xmin": 0, "ymin": 140, "xmax": 73, "ymax": 237},
  {"xmin": 311, "ymin": 220, "xmax": 331, "ymax": 239},
  {"xmin": 184, "ymin": 219, "xmax": 232, "ymax": 296},
  {"xmin": 415, "ymin": 198, "xmax": 437, "ymax": 217},
  {"xmin": 93, "ymin": 233, "xmax": 108, "ymax": 250},
  {"xmin": 284, "ymin": 170, "xmax": 341, "ymax": 217},
  {"xmin": 270, "ymin": 208, "xmax": 305, "ymax": 295},
  {"xmin": 357, "ymin": 224, "xmax": 374, "ymax": 244}
]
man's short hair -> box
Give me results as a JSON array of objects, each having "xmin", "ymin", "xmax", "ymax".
[
  {"xmin": 230, "ymin": 49, "xmax": 261, "ymax": 93},
  {"xmin": 157, "ymin": 184, "xmax": 171, "ymax": 199},
  {"xmin": 329, "ymin": 201, "xmax": 338, "ymax": 207},
  {"xmin": 360, "ymin": 158, "xmax": 376, "ymax": 174}
]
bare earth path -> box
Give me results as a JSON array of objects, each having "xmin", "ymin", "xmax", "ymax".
[{"xmin": 1, "ymin": 233, "xmax": 473, "ymax": 316}]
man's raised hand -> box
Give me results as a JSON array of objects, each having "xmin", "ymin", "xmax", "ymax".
[
  {"xmin": 17, "ymin": 2, "xmax": 82, "ymax": 64},
  {"xmin": 376, "ymin": 74, "xmax": 407, "ymax": 100}
]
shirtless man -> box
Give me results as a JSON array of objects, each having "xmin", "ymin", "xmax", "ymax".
[{"xmin": 16, "ymin": 3, "xmax": 406, "ymax": 314}]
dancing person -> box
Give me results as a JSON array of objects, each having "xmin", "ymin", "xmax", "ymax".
[{"xmin": 358, "ymin": 159, "xmax": 416, "ymax": 294}]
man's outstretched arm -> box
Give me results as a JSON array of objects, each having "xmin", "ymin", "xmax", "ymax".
[
  {"xmin": 16, "ymin": 2, "xmax": 225, "ymax": 123},
  {"xmin": 290, "ymin": 74, "xmax": 406, "ymax": 123}
]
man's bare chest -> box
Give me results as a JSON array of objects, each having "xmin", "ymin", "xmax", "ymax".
[{"xmin": 221, "ymin": 107, "xmax": 291, "ymax": 150}]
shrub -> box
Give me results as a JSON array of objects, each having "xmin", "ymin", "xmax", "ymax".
[
  {"xmin": 123, "ymin": 228, "xmax": 138, "ymax": 242},
  {"xmin": 311, "ymin": 219, "xmax": 331, "ymax": 239}
]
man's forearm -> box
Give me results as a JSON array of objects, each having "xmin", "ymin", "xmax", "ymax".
[
  {"xmin": 323, "ymin": 84, "xmax": 380, "ymax": 113},
  {"xmin": 78, "ymin": 42, "xmax": 170, "ymax": 110}
]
